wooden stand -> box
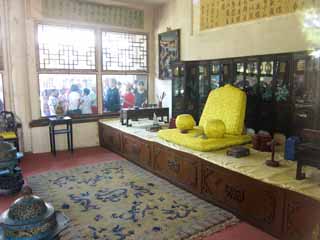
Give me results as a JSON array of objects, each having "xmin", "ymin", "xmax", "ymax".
[{"xmin": 266, "ymin": 139, "xmax": 280, "ymax": 167}]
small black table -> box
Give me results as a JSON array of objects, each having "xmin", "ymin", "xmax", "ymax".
[
  {"xmin": 120, "ymin": 107, "xmax": 169, "ymax": 127},
  {"xmin": 48, "ymin": 116, "xmax": 73, "ymax": 155}
]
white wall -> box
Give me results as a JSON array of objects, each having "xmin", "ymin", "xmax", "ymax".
[
  {"xmin": 1, "ymin": 0, "xmax": 156, "ymax": 153},
  {"xmin": 153, "ymin": 0, "xmax": 320, "ymax": 115}
]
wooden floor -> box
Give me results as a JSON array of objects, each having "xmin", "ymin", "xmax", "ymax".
[{"xmin": 0, "ymin": 147, "xmax": 277, "ymax": 240}]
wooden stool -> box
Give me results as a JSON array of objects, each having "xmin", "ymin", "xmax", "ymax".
[{"xmin": 48, "ymin": 116, "xmax": 73, "ymax": 155}]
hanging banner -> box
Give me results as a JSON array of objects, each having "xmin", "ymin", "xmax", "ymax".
[
  {"xmin": 42, "ymin": 0, "xmax": 144, "ymax": 29},
  {"xmin": 200, "ymin": 0, "xmax": 317, "ymax": 30}
]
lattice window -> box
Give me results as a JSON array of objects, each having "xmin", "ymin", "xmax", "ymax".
[
  {"xmin": 102, "ymin": 31, "xmax": 147, "ymax": 72},
  {"xmin": 37, "ymin": 24, "xmax": 96, "ymax": 70}
]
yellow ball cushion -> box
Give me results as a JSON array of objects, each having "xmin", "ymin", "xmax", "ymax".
[
  {"xmin": 204, "ymin": 119, "xmax": 226, "ymax": 138},
  {"xmin": 176, "ymin": 114, "xmax": 196, "ymax": 131}
]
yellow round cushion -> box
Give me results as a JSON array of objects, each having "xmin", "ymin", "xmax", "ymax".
[
  {"xmin": 204, "ymin": 119, "xmax": 226, "ymax": 138},
  {"xmin": 176, "ymin": 114, "xmax": 196, "ymax": 131}
]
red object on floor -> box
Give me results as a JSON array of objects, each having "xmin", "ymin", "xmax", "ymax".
[{"xmin": 0, "ymin": 147, "xmax": 278, "ymax": 240}]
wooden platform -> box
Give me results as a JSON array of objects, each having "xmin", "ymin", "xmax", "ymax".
[{"xmin": 99, "ymin": 121, "xmax": 320, "ymax": 240}]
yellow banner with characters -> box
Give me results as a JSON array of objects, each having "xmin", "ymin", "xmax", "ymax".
[{"xmin": 200, "ymin": 0, "xmax": 318, "ymax": 30}]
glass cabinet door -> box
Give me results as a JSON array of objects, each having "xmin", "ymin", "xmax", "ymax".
[
  {"xmin": 221, "ymin": 63, "xmax": 232, "ymax": 85},
  {"xmin": 172, "ymin": 64, "xmax": 186, "ymax": 117},
  {"xmin": 172, "ymin": 65, "xmax": 185, "ymax": 98},
  {"xmin": 274, "ymin": 58, "xmax": 290, "ymax": 103},
  {"xmin": 245, "ymin": 61, "xmax": 259, "ymax": 96},
  {"xmin": 210, "ymin": 63, "xmax": 221, "ymax": 89},
  {"xmin": 234, "ymin": 62, "xmax": 245, "ymax": 89},
  {"xmin": 260, "ymin": 60, "xmax": 274, "ymax": 102},
  {"xmin": 198, "ymin": 64, "xmax": 209, "ymax": 118}
]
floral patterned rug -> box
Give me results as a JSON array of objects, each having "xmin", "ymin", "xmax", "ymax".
[{"xmin": 28, "ymin": 160, "xmax": 238, "ymax": 240}]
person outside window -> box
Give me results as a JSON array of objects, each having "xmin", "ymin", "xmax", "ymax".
[
  {"xmin": 67, "ymin": 84, "xmax": 81, "ymax": 115},
  {"xmin": 80, "ymin": 88, "xmax": 93, "ymax": 114},
  {"xmin": 134, "ymin": 81, "xmax": 147, "ymax": 107},
  {"xmin": 104, "ymin": 79, "xmax": 120, "ymax": 112},
  {"xmin": 123, "ymin": 83, "xmax": 135, "ymax": 108},
  {"xmin": 48, "ymin": 90, "xmax": 59, "ymax": 116}
]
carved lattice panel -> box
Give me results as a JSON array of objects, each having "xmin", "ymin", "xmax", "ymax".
[
  {"xmin": 102, "ymin": 31, "xmax": 147, "ymax": 72},
  {"xmin": 37, "ymin": 24, "xmax": 96, "ymax": 70}
]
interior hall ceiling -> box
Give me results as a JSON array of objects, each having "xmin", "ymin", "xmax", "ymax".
[{"xmin": 111, "ymin": 0, "xmax": 168, "ymax": 5}]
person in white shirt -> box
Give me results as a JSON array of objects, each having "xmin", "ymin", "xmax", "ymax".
[
  {"xmin": 67, "ymin": 84, "xmax": 81, "ymax": 115},
  {"xmin": 48, "ymin": 90, "xmax": 59, "ymax": 116},
  {"xmin": 80, "ymin": 88, "xmax": 92, "ymax": 114}
]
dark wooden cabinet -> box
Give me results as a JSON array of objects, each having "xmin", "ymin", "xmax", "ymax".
[
  {"xmin": 201, "ymin": 162, "xmax": 284, "ymax": 236},
  {"xmin": 171, "ymin": 51, "xmax": 320, "ymax": 136},
  {"xmin": 292, "ymin": 53, "xmax": 320, "ymax": 134},
  {"xmin": 283, "ymin": 190, "xmax": 320, "ymax": 240},
  {"xmin": 99, "ymin": 123, "xmax": 122, "ymax": 153},
  {"xmin": 122, "ymin": 133, "xmax": 153, "ymax": 170},
  {"xmin": 153, "ymin": 143, "xmax": 201, "ymax": 193}
]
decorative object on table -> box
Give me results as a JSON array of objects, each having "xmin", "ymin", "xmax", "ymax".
[
  {"xmin": 227, "ymin": 146, "xmax": 250, "ymax": 158},
  {"xmin": 159, "ymin": 29, "xmax": 180, "ymax": 80},
  {"xmin": 0, "ymin": 186, "xmax": 69, "ymax": 240},
  {"xmin": 120, "ymin": 107, "xmax": 169, "ymax": 127},
  {"xmin": 0, "ymin": 141, "xmax": 24, "ymax": 196},
  {"xmin": 168, "ymin": 118, "xmax": 176, "ymax": 129},
  {"xmin": 175, "ymin": 114, "xmax": 196, "ymax": 134},
  {"xmin": 265, "ymin": 139, "xmax": 280, "ymax": 167},
  {"xmin": 48, "ymin": 116, "xmax": 73, "ymax": 156},
  {"xmin": 54, "ymin": 101, "xmax": 65, "ymax": 119},
  {"xmin": 146, "ymin": 113, "xmax": 162, "ymax": 132},
  {"xmin": 273, "ymin": 133, "xmax": 286, "ymax": 153},
  {"xmin": 0, "ymin": 111, "xmax": 20, "ymax": 151},
  {"xmin": 252, "ymin": 131, "xmax": 272, "ymax": 152},
  {"xmin": 285, "ymin": 136, "xmax": 300, "ymax": 160},
  {"xmin": 296, "ymin": 129, "xmax": 320, "ymax": 180},
  {"xmin": 204, "ymin": 119, "xmax": 226, "ymax": 138},
  {"xmin": 27, "ymin": 160, "xmax": 238, "ymax": 240},
  {"xmin": 157, "ymin": 91, "xmax": 166, "ymax": 108}
]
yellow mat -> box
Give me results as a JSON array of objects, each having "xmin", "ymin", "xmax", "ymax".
[
  {"xmin": 0, "ymin": 131, "xmax": 17, "ymax": 139},
  {"xmin": 158, "ymin": 128, "xmax": 251, "ymax": 152}
]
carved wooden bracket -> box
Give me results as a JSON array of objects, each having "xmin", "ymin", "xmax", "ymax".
[
  {"xmin": 168, "ymin": 158, "xmax": 180, "ymax": 173},
  {"xmin": 225, "ymin": 184, "xmax": 245, "ymax": 203}
]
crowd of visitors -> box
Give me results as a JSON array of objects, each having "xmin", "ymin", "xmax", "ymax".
[
  {"xmin": 41, "ymin": 84, "xmax": 97, "ymax": 116},
  {"xmin": 40, "ymin": 78, "xmax": 147, "ymax": 116},
  {"xmin": 103, "ymin": 79, "xmax": 147, "ymax": 112}
]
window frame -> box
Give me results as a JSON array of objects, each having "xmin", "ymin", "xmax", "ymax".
[
  {"xmin": 100, "ymin": 29, "xmax": 149, "ymax": 75},
  {"xmin": 35, "ymin": 22, "xmax": 99, "ymax": 74},
  {"xmin": 34, "ymin": 22, "xmax": 150, "ymax": 120}
]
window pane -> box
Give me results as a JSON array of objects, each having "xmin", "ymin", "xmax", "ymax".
[
  {"xmin": 0, "ymin": 74, "xmax": 4, "ymax": 112},
  {"xmin": 102, "ymin": 32, "xmax": 147, "ymax": 71},
  {"xmin": 39, "ymin": 74, "xmax": 97, "ymax": 117},
  {"xmin": 37, "ymin": 24, "xmax": 96, "ymax": 70},
  {"xmin": 102, "ymin": 75, "xmax": 148, "ymax": 112}
]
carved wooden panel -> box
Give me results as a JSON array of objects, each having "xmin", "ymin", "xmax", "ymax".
[
  {"xmin": 153, "ymin": 144, "xmax": 200, "ymax": 193},
  {"xmin": 201, "ymin": 162, "xmax": 284, "ymax": 236},
  {"xmin": 283, "ymin": 191, "xmax": 320, "ymax": 240},
  {"xmin": 99, "ymin": 124, "xmax": 121, "ymax": 153},
  {"xmin": 122, "ymin": 134, "xmax": 152, "ymax": 170}
]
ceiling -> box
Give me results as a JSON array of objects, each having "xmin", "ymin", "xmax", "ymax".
[{"xmin": 116, "ymin": 0, "xmax": 169, "ymax": 5}]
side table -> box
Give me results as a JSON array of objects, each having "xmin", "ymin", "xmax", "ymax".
[{"xmin": 48, "ymin": 116, "xmax": 73, "ymax": 155}]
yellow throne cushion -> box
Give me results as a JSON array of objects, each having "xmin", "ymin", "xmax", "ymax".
[
  {"xmin": 158, "ymin": 85, "xmax": 250, "ymax": 152},
  {"xmin": 199, "ymin": 84, "xmax": 246, "ymax": 135}
]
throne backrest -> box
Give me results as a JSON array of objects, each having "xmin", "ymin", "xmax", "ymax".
[{"xmin": 199, "ymin": 84, "xmax": 247, "ymax": 135}]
